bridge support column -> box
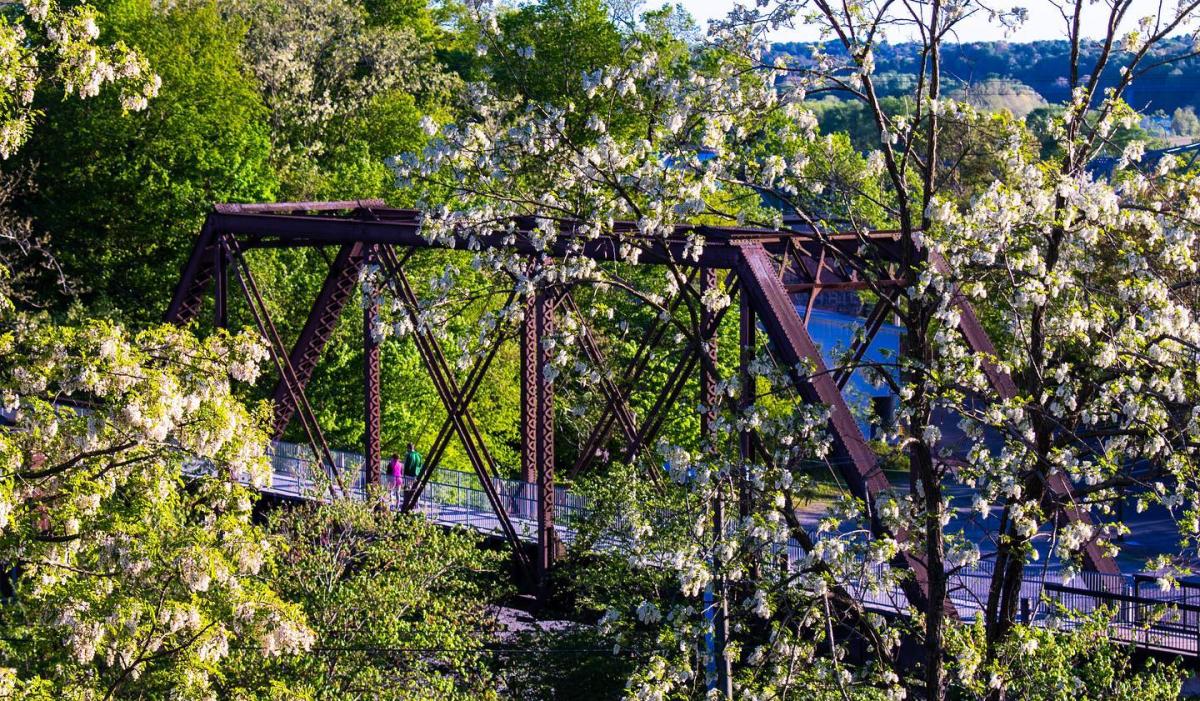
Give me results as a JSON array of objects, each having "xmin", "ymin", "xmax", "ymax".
[
  {"xmin": 214, "ymin": 238, "xmax": 229, "ymax": 329},
  {"xmin": 738, "ymin": 286, "xmax": 754, "ymax": 520},
  {"xmin": 702, "ymin": 270, "xmax": 733, "ymax": 699},
  {"xmin": 363, "ymin": 245, "xmax": 382, "ymax": 495},
  {"xmin": 521, "ymin": 281, "xmax": 557, "ymax": 592}
]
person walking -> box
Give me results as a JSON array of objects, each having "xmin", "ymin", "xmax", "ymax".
[
  {"xmin": 387, "ymin": 453, "xmax": 403, "ymax": 508},
  {"xmin": 403, "ymin": 443, "xmax": 423, "ymax": 479},
  {"xmin": 402, "ymin": 443, "xmax": 423, "ymax": 513}
]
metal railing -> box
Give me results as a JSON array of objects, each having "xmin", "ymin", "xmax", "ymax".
[
  {"xmin": 257, "ymin": 440, "xmax": 1200, "ymax": 656},
  {"xmin": 263, "ymin": 441, "xmax": 588, "ymax": 540},
  {"xmin": 51, "ymin": 399, "xmax": 1200, "ymax": 655},
  {"xmin": 1044, "ymin": 581, "xmax": 1200, "ymax": 655}
]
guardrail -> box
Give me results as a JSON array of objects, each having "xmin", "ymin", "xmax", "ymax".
[
  {"xmin": 1044, "ymin": 582, "xmax": 1200, "ymax": 655},
  {"xmin": 258, "ymin": 440, "xmax": 1200, "ymax": 656},
  {"xmin": 36, "ymin": 399, "xmax": 1200, "ymax": 654},
  {"xmin": 264, "ymin": 441, "xmax": 588, "ymax": 539}
]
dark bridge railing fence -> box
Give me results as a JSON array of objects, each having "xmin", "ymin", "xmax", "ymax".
[{"xmin": 252, "ymin": 439, "xmax": 1200, "ymax": 656}]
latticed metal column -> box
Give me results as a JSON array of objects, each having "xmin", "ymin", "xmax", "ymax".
[
  {"xmin": 213, "ymin": 237, "xmax": 229, "ymax": 329},
  {"xmin": 739, "ymin": 286, "xmax": 755, "ymax": 520},
  {"xmin": 363, "ymin": 245, "xmax": 382, "ymax": 491},
  {"xmin": 702, "ymin": 269, "xmax": 732, "ymax": 699},
  {"xmin": 521, "ymin": 281, "xmax": 557, "ymax": 590},
  {"xmin": 269, "ymin": 242, "xmax": 367, "ymax": 439}
]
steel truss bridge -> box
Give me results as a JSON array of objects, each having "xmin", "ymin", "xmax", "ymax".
[{"xmin": 165, "ymin": 200, "xmax": 1195, "ymax": 656}]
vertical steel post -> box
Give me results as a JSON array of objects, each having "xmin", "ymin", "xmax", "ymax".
[
  {"xmin": 738, "ymin": 285, "xmax": 755, "ymax": 521},
  {"xmin": 363, "ymin": 245, "xmax": 382, "ymax": 494},
  {"xmin": 521, "ymin": 281, "xmax": 557, "ymax": 591},
  {"xmin": 702, "ymin": 269, "xmax": 732, "ymax": 699},
  {"xmin": 214, "ymin": 238, "xmax": 228, "ymax": 329},
  {"xmin": 520, "ymin": 292, "xmax": 539, "ymax": 487}
]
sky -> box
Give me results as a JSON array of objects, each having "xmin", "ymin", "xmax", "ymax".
[{"xmin": 675, "ymin": 0, "xmax": 1182, "ymax": 42}]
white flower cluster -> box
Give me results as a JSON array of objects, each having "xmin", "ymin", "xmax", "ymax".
[
  {"xmin": 378, "ymin": 1, "xmax": 1200, "ymax": 695},
  {"xmin": 237, "ymin": 602, "xmax": 316, "ymax": 656},
  {"xmin": 0, "ymin": 2, "xmax": 159, "ymax": 158},
  {"xmin": 0, "ymin": 308, "xmax": 299, "ymax": 694}
]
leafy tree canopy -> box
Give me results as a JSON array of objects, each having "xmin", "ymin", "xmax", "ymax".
[{"xmin": 14, "ymin": 0, "xmax": 276, "ymax": 323}]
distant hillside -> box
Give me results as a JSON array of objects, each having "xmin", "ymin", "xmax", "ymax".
[
  {"xmin": 948, "ymin": 78, "xmax": 1048, "ymax": 118},
  {"xmin": 771, "ymin": 37, "xmax": 1200, "ymax": 115}
]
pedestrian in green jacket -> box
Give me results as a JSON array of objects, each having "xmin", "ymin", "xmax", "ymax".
[{"xmin": 403, "ymin": 443, "xmax": 423, "ymax": 479}]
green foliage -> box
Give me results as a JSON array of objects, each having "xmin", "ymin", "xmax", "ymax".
[
  {"xmin": 870, "ymin": 439, "xmax": 909, "ymax": 474},
  {"xmin": 222, "ymin": 499, "xmax": 508, "ymax": 699},
  {"xmin": 10, "ymin": 1, "xmax": 1200, "ymax": 698},
  {"xmin": 496, "ymin": 474, "xmax": 679, "ymax": 700},
  {"xmin": 227, "ymin": 0, "xmax": 453, "ymax": 201},
  {"xmin": 494, "ymin": 626, "xmax": 638, "ymax": 701},
  {"xmin": 488, "ymin": 0, "xmax": 623, "ymax": 107},
  {"xmin": 947, "ymin": 616, "xmax": 1184, "ymax": 700},
  {"xmin": 362, "ymin": 0, "xmax": 443, "ymax": 39},
  {"xmin": 16, "ymin": 0, "xmax": 276, "ymax": 322},
  {"xmin": 0, "ymin": 311, "xmax": 312, "ymax": 698},
  {"xmin": 807, "ymin": 95, "xmax": 915, "ymax": 152},
  {"xmin": 728, "ymin": 100, "xmax": 892, "ymax": 225},
  {"xmin": 475, "ymin": 0, "xmax": 696, "ymax": 146},
  {"xmin": 0, "ymin": 0, "xmax": 158, "ymax": 159}
]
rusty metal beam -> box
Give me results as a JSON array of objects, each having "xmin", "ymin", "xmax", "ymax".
[
  {"xmin": 164, "ymin": 222, "xmax": 219, "ymax": 325},
  {"xmin": 832, "ymin": 295, "xmax": 893, "ymax": 391},
  {"xmin": 372, "ymin": 247, "xmax": 532, "ymax": 576},
  {"xmin": 569, "ymin": 273, "xmax": 696, "ymax": 479},
  {"xmin": 739, "ymin": 288, "xmax": 755, "ymax": 520},
  {"xmin": 700, "ymin": 269, "xmax": 720, "ymax": 446},
  {"xmin": 377, "ymin": 249, "xmax": 501, "ymax": 479},
  {"xmin": 223, "ymin": 237, "xmax": 347, "ymax": 498},
  {"xmin": 620, "ymin": 278, "xmax": 740, "ymax": 467},
  {"xmin": 557, "ymin": 291, "xmax": 639, "ymax": 446},
  {"xmin": 210, "ymin": 210, "xmax": 904, "ymax": 271},
  {"xmin": 401, "ymin": 329, "xmax": 510, "ymax": 512},
  {"xmin": 784, "ymin": 279, "xmax": 907, "ymax": 293},
  {"xmin": 802, "ymin": 247, "xmax": 826, "ymax": 325},
  {"xmin": 402, "ymin": 296, "xmax": 514, "ymax": 512},
  {"xmin": 700, "ymin": 268, "xmax": 733, "ymax": 698},
  {"xmin": 737, "ymin": 244, "xmax": 888, "ymax": 496},
  {"xmin": 736, "ymin": 242, "xmax": 950, "ymax": 615},
  {"xmin": 213, "ymin": 242, "xmax": 228, "ymax": 329},
  {"xmin": 624, "ymin": 349, "xmax": 698, "ymax": 463}
]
